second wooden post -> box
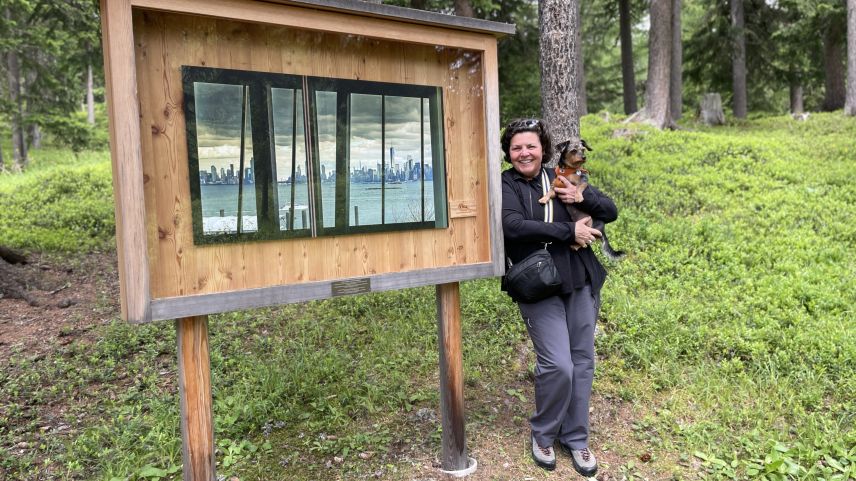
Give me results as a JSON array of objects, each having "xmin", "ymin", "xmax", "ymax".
[
  {"xmin": 177, "ymin": 315, "xmax": 216, "ymax": 481},
  {"xmin": 436, "ymin": 282, "xmax": 468, "ymax": 471}
]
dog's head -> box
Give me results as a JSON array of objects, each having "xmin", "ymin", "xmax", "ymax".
[{"xmin": 556, "ymin": 138, "xmax": 593, "ymax": 168}]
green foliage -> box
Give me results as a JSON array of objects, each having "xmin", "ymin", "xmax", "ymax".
[
  {"xmin": 1, "ymin": 114, "xmax": 854, "ymax": 480},
  {"xmin": 37, "ymin": 109, "xmax": 110, "ymax": 153},
  {"xmin": 0, "ymin": 157, "xmax": 114, "ymax": 251},
  {"xmin": 583, "ymin": 111, "xmax": 856, "ymax": 479}
]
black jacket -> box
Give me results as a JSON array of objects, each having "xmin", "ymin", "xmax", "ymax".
[{"xmin": 501, "ymin": 166, "xmax": 618, "ymax": 299}]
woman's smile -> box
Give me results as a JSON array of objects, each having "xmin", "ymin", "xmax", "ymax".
[{"xmin": 509, "ymin": 132, "xmax": 543, "ymax": 179}]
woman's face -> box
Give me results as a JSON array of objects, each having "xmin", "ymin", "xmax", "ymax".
[{"xmin": 509, "ymin": 132, "xmax": 543, "ymax": 180}]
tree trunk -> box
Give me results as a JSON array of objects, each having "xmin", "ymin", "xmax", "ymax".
[
  {"xmin": 577, "ymin": 45, "xmax": 588, "ymax": 116},
  {"xmin": 847, "ymin": 0, "xmax": 856, "ymax": 115},
  {"xmin": 822, "ymin": 21, "xmax": 845, "ymax": 111},
  {"xmin": 618, "ymin": 0, "xmax": 637, "ymax": 115},
  {"xmin": 640, "ymin": 0, "xmax": 673, "ymax": 129},
  {"xmin": 731, "ymin": 0, "xmax": 747, "ymax": 119},
  {"xmin": 576, "ymin": 29, "xmax": 587, "ymax": 116},
  {"xmin": 540, "ymin": 0, "xmax": 583, "ymax": 157},
  {"xmin": 0, "ymin": 144, "xmax": 5, "ymax": 173},
  {"xmin": 670, "ymin": 0, "xmax": 683, "ymax": 120},
  {"xmin": 698, "ymin": 93, "xmax": 725, "ymax": 126},
  {"xmin": 410, "ymin": 0, "xmax": 428, "ymax": 10},
  {"xmin": 87, "ymin": 63, "xmax": 96, "ymax": 125},
  {"xmin": 28, "ymin": 124, "xmax": 42, "ymax": 150},
  {"xmin": 6, "ymin": 51, "xmax": 27, "ymax": 171},
  {"xmin": 5, "ymin": 8, "xmax": 28, "ymax": 171},
  {"xmin": 790, "ymin": 84, "xmax": 804, "ymax": 114},
  {"xmin": 454, "ymin": 0, "xmax": 475, "ymax": 18}
]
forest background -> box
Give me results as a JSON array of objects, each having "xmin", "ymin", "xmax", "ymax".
[
  {"xmin": 0, "ymin": 0, "xmax": 854, "ymax": 480},
  {"xmin": 1, "ymin": 0, "xmax": 856, "ymax": 165}
]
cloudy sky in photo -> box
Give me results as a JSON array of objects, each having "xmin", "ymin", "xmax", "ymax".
[{"xmin": 194, "ymin": 82, "xmax": 434, "ymax": 182}]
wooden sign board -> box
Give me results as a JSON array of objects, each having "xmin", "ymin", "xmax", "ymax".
[{"xmin": 101, "ymin": 0, "xmax": 513, "ymax": 323}]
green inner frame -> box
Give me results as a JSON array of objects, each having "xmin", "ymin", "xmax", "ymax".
[{"xmin": 182, "ymin": 65, "xmax": 449, "ymax": 245}]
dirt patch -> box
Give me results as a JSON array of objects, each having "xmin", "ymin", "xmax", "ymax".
[
  {"xmin": 0, "ymin": 251, "xmax": 120, "ymax": 364},
  {"xmin": 394, "ymin": 394, "xmax": 676, "ymax": 481}
]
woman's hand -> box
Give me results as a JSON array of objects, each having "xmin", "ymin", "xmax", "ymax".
[
  {"xmin": 574, "ymin": 216, "xmax": 602, "ymax": 248},
  {"xmin": 555, "ymin": 175, "xmax": 584, "ymax": 204}
]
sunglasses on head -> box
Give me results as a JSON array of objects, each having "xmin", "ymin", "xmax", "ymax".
[{"xmin": 520, "ymin": 118, "xmax": 540, "ymax": 128}]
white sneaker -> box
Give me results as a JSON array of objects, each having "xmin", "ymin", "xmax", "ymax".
[{"xmin": 530, "ymin": 434, "xmax": 556, "ymax": 470}]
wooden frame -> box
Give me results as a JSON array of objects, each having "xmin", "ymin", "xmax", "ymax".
[{"xmin": 101, "ymin": 0, "xmax": 512, "ymax": 323}]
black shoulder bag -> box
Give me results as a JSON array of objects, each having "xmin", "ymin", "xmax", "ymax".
[{"xmin": 502, "ymin": 168, "xmax": 562, "ymax": 303}]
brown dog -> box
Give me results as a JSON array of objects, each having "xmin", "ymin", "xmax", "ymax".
[
  {"xmin": 541, "ymin": 139, "xmax": 625, "ymax": 260},
  {"xmin": 538, "ymin": 139, "xmax": 591, "ymax": 205}
]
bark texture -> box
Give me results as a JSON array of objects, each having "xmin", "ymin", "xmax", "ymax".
[
  {"xmin": 845, "ymin": 0, "xmax": 856, "ymax": 115},
  {"xmin": 27, "ymin": 124, "xmax": 41, "ymax": 150},
  {"xmin": 790, "ymin": 84, "xmax": 804, "ymax": 114},
  {"xmin": 5, "ymin": 7, "xmax": 28, "ymax": 171},
  {"xmin": 642, "ymin": 0, "xmax": 673, "ymax": 129},
  {"xmin": 618, "ymin": 0, "xmax": 637, "ymax": 114},
  {"xmin": 731, "ymin": 0, "xmax": 747, "ymax": 119},
  {"xmin": 670, "ymin": 0, "xmax": 683, "ymax": 120},
  {"xmin": 574, "ymin": 41, "xmax": 588, "ymax": 117},
  {"xmin": 577, "ymin": 38, "xmax": 588, "ymax": 116},
  {"xmin": 87, "ymin": 63, "xmax": 96, "ymax": 125},
  {"xmin": 454, "ymin": 0, "xmax": 475, "ymax": 18},
  {"xmin": 822, "ymin": 22, "xmax": 845, "ymax": 111},
  {"xmin": 699, "ymin": 93, "xmax": 725, "ymax": 125},
  {"xmin": 540, "ymin": 0, "xmax": 583, "ymax": 160}
]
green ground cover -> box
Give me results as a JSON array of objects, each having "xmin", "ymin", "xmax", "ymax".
[{"xmin": 0, "ymin": 113, "xmax": 853, "ymax": 480}]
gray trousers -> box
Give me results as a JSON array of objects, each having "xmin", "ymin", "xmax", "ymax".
[{"xmin": 518, "ymin": 285, "xmax": 597, "ymax": 450}]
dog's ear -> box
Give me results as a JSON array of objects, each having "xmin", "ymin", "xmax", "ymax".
[
  {"xmin": 555, "ymin": 140, "xmax": 571, "ymax": 153},
  {"xmin": 580, "ymin": 139, "xmax": 593, "ymax": 152}
]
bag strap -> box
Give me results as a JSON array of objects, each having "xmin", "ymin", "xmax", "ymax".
[
  {"xmin": 508, "ymin": 168, "xmax": 552, "ymax": 269},
  {"xmin": 538, "ymin": 168, "xmax": 552, "ymax": 251},
  {"xmin": 540, "ymin": 167, "xmax": 553, "ymax": 223}
]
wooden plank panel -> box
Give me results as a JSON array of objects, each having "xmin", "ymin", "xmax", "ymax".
[
  {"xmin": 137, "ymin": 10, "xmax": 199, "ymax": 298},
  {"xmin": 131, "ymin": 0, "xmax": 489, "ymax": 50},
  {"xmin": 133, "ymin": 11, "xmax": 162, "ymax": 294},
  {"xmin": 481, "ymin": 39, "xmax": 505, "ymax": 275},
  {"xmin": 151, "ymin": 263, "xmax": 497, "ymax": 321},
  {"xmin": 133, "ymin": 10, "xmax": 493, "ymax": 300},
  {"xmin": 101, "ymin": 0, "xmax": 151, "ymax": 322},
  {"xmin": 449, "ymin": 199, "xmax": 477, "ymax": 218}
]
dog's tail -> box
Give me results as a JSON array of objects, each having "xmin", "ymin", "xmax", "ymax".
[
  {"xmin": 600, "ymin": 232, "xmax": 626, "ymax": 261},
  {"xmin": 591, "ymin": 219, "xmax": 626, "ymax": 261}
]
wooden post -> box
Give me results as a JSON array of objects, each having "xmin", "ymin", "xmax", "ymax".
[
  {"xmin": 436, "ymin": 282, "xmax": 468, "ymax": 471},
  {"xmin": 177, "ymin": 316, "xmax": 216, "ymax": 481}
]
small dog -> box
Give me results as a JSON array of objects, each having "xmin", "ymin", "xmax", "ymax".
[
  {"xmin": 538, "ymin": 138, "xmax": 592, "ymax": 205},
  {"xmin": 541, "ymin": 139, "xmax": 625, "ymax": 261}
]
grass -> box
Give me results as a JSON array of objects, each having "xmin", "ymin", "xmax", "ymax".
[{"xmin": 0, "ymin": 112, "xmax": 854, "ymax": 480}]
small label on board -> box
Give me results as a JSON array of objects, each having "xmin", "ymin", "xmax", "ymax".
[{"xmin": 331, "ymin": 278, "xmax": 371, "ymax": 297}]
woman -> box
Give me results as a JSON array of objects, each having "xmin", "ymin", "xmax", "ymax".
[{"xmin": 500, "ymin": 118, "xmax": 617, "ymax": 476}]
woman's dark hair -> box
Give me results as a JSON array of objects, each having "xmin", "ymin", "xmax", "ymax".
[{"xmin": 500, "ymin": 118, "xmax": 553, "ymax": 163}]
